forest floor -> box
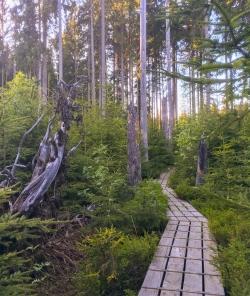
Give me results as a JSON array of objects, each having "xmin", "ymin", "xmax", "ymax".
[{"xmin": 139, "ymin": 172, "xmax": 225, "ymax": 296}]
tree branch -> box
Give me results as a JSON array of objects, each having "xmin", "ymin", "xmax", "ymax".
[
  {"xmin": 211, "ymin": 0, "xmax": 250, "ymax": 58},
  {"xmin": 11, "ymin": 113, "xmax": 44, "ymax": 177},
  {"xmin": 159, "ymin": 69, "xmax": 237, "ymax": 85}
]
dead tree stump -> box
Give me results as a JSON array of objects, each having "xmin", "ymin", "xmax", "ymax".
[{"xmin": 196, "ymin": 136, "xmax": 208, "ymax": 186}]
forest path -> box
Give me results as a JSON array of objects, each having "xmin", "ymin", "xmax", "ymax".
[{"xmin": 138, "ymin": 172, "xmax": 225, "ymax": 296}]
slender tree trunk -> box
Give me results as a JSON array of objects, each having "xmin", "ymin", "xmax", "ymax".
[
  {"xmin": 90, "ymin": 0, "xmax": 96, "ymax": 105},
  {"xmin": 87, "ymin": 43, "xmax": 91, "ymax": 103},
  {"xmin": 58, "ymin": 0, "xmax": 63, "ymax": 81},
  {"xmin": 38, "ymin": 0, "xmax": 42, "ymax": 97},
  {"xmin": 127, "ymin": 103, "xmax": 141, "ymax": 186},
  {"xmin": 121, "ymin": 40, "xmax": 125, "ymax": 106},
  {"xmin": 191, "ymin": 65, "xmax": 195, "ymax": 114},
  {"xmin": 42, "ymin": 8, "xmax": 48, "ymax": 102},
  {"xmin": 140, "ymin": 0, "xmax": 148, "ymax": 161},
  {"xmin": 100, "ymin": 0, "xmax": 106, "ymax": 112},
  {"xmin": 164, "ymin": 0, "xmax": 174, "ymax": 139},
  {"xmin": 173, "ymin": 46, "xmax": 178, "ymax": 120},
  {"xmin": 204, "ymin": 13, "xmax": 211, "ymax": 110}
]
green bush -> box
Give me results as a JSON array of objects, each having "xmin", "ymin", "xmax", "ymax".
[
  {"xmin": 142, "ymin": 126, "xmax": 173, "ymax": 179},
  {"xmin": 0, "ymin": 189, "xmax": 54, "ymax": 296},
  {"xmin": 121, "ymin": 180, "xmax": 167, "ymax": 234},
  {"xmin": 74, "ymin": 227, "xmax": 158, "ymax": 296}
]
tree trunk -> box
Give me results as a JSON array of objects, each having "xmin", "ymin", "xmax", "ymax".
[
  {"xmin": 121, "ymin": 41, "xmax": 125, "ymax": 106},
  {"xmin": 204, "ymin": 13, "xmax": 211, "ymax": 110},
  {"xmin": 100, "ymin": 0, "xmax": 106, "ymax": 112},
  {"xmin": 58, "ymin": 0, "xmax": 63, "ymax": 81},
  {"xmin": 140, "ymin": 0, "xmax": 148, "ymax": 161},
  {"xmin": 42, "ymin": 7, "xmax": 48, "ymax": 101},
  {"xmin": 127, "ymin": 103, "xmax": 141, "ymax": 186},
  {"xmin": 196, "ymin": 137, "xmax": 207, "ymax": 186},
  {"xmin": 191, "ymin": 65, "xmax": 195, "ymax": 114},
  {"xmin": 90, "ymin": 0, "xmax": 96, "ymax": 105}
]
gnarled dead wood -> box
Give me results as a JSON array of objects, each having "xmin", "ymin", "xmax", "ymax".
[
  {"xmin": 12, "ymin": 122, "xmax": 66, "ymax": 215},
  {"xmin": 11, "ymin": 81, "xmax": 81, "ymax": 216}
]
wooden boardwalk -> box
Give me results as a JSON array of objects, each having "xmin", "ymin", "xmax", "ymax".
[{"xmin": 139, "ymin": 173, "xmax": 225, "ymax": 296}]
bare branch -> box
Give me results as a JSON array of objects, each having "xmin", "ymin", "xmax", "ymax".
[
  {"xmin": 67, "ymin": 141, "xmax": 82, "ymax": 157},
  {"xmin": 11, "ymin": 113, "xmax": 44, "ymax": 177}
]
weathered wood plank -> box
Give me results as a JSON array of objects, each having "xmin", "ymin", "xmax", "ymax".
[
  {"xmin": 205, "ymin": 275, "xmax": 225, "ymax": 295},
  {"xmin": 183, "ymin": 273, "xmax": 203, "ymax": 293},
  {"xmin": 141, "ymin": 270, "xmax": 163, "ymax": 289},
  {"xmin": 162, "ymin": 271, "xmax": 183, "ymax": 290},
  {"xmin": 168, "ymin": 258, "xmax": 185, "ymax": 272},
  {"xmin": 138, "ymin": 288, "xmax": 159, "ymax": 296},
  {"xmin": 185, "ymin": 259, "xmax": 202, "ymax": 273}
]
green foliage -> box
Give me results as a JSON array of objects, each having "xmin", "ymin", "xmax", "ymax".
[
  {"xmin": 142, "ymin": 126, "xmax": 173, "ymax": 179},
  {"xmin": 74, "ymin": 227, "xmax": 158, "ymax": 296},
  {"xmin": 121, "ymin": 180, "xmax": 167, "ymax": 234},
  {"xmin": 0, "ymin": 188, "xmax": 54, "ymax": 296},
  {"xmin": 172, "ymin": 108, "xmax": 250, "ymax": 295},
  {"xmin": 0, "ymin": 73, "xmax": 48, "ymax": 183},
  {"xmin": 62, "ymin": 103, "xmax": 128, "ymax": 215}
]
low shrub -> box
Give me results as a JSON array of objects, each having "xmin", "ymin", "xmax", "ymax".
[
  {"xmin": 74, "ymin": 227, "xmax": 158, "ymax": 296},
  {"xmin": 121, "ymin": 180, "xmax": 168, "ymax": 234}
]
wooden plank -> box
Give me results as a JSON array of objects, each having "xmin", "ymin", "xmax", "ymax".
[
  {"xmin": 155, "ymin": 245, "xmax": 171, "ymax": 257},
  {"xmin": 179, "ymin": 221, "xmax": 190, "ymax": 226},
  {"xmin": 183, "ymin": 273, "xmax": 203, "ymax": 293},
  {"xmin": 178, "ymin": 225, "xmax": 189, "ymax": 232},
  {"xmin": 188, "ymin": 239, "xmax": 202, "ymax": 249},
  {"xmin": 173, "ymin": 238, "xmax": 188, "ymax": 248},
  {"xmin": 149, "ymin": 256, "xmax": 167, "ymax": 271},
  {"xmin": 185, "ymin": 259, "xmax": 202, "ymax": 274},
  {"xmin": 141, "ymin": 270, "xmax": 164, "ymax": 289},
  {"xmin": 170, "ymin": 247, "xmax": 186, "ymax": 258},
  {"xmin": 138, "ymin": 288, "xmax": 159, "ymax": 296},
  {"xmin": 160, "ymin": 290, "xmax": 180, "ymax": 296},
  {"xmin": 176, "ymin": 231, "xmax": 189, "ymax": 239},
  {"xmin": 189, "ymin": 232, "xmax": 202, "ymax": 240},
  {"xmin": 187, "ymin": 248, "xmax": 202, "ymax": 260},
  {"xmin": 204, "ymin": 260, "xmax": 220, "ymax": 276},
  {"xmin": 190, "ymin": 226, "xmax": 201, "ymax": 233},
  {"xmin": 162, "ymin": 271, "xmax": 183, "ymax": 290},
  {"xmin": 182, "ymin": 293, "xmax": 203, "ymax": 296},
  {"xmin": 203, "ymin": 248, "xmax": 216, "ymax": 261},
  {"xmin": 167, "ymin": 257, "xmax": 185, "ymax": 272},
  {"xmin": 205, "ymin": 275, "xmax": 225, "ymax": 295},
  {"xmin": 190, "ymin": 221, "xmax": 202, "ymax": 227},
  {"xmin": 165, "ymin": 223, "xmax": 178, "ymax": 231},
  {"xmin": 159, "ymin": 237, "xmax": 173, "ymax": 246}
]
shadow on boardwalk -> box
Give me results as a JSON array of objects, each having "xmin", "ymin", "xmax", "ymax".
[{"xmin": 139, "ymin": 172, "xmax": 225, "ymax": 296}]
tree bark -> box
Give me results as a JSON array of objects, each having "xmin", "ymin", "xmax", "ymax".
[
  {"xmin": 100, "ymin": 0, "xmax": 106, "ymax": 112},
  {"xmin": 196, "ymin": 137, "xmax": 208, "ymax": 186},
  {"xmin": 90, "ymin": 0, "xmax": 96, "ymax": 105},
  {"xmin": 42, "ymin": 4, "xmax": 48, "ymax": 101},
  {"xmin": 58, "ymin": 0, "xmax": 63, "ymax": 81},
  {"xmin": 127, "ymin": 103, "xmax": 141, "ymax": 186},
  {"xmin": 163, "ymin": 0, "xmax": 173, "ymax": 138},
  {"xmin": 140, "ymin": 0, "xmax": 148, "ymax": 161}
]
